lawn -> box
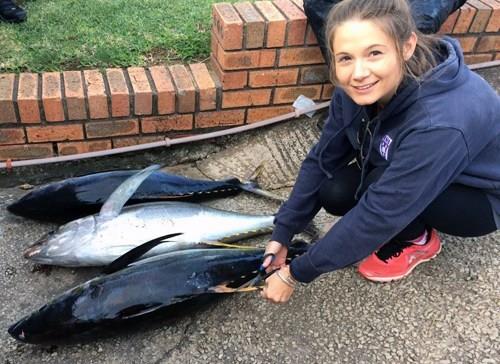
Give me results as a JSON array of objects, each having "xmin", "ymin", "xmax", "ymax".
[{"xmin": 0, "ymin": 0, "xmax": 241, "ymax": 73}]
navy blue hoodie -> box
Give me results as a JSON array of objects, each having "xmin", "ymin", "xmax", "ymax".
[{"xmin": 272, "ymin": 37, "xmax": 500, "ymax": 283}]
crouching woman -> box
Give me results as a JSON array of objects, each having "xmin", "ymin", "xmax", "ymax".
[{"xmin": 262, "ymin": 0, "xmax": 500, "ymax": 303}]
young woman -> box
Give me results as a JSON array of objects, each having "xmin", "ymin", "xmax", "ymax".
[{"xmin": 261, "ymin": 0, "xmax": 500, "ymax": 304}]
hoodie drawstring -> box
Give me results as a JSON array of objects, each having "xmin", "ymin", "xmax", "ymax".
[{"xmin": 354, "ymin": 118, "xmax": 381, "ymax": 200}]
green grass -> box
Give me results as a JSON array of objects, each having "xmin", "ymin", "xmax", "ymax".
[{"xmin": 0, "ymin": 0, "xmax": 241, "ymax": 73}]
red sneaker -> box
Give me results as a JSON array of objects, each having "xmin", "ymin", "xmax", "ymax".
[{"xmin": 358, "ymin": 229, "xmax": 442, "ymax": 282}]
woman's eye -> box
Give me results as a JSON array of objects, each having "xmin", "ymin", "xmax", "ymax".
[
  {"xmin": 337, "ymin": 56, "xmax": 351, "ymax": 63},
  {"xmin": 369, "ymin": 50, "xmax": 382, "ymax": 57}
]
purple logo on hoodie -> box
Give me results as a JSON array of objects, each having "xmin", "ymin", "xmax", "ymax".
[{"xmin": 380, "ymin": 135, "xmax": 392, "ymax": 160}]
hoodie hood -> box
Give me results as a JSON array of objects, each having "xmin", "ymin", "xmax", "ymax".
[{"xmin": 381, "ymin": 36, "xmax": 468, "ymax": 118}]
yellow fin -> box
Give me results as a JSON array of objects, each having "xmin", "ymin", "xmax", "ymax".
[
  {"xmin": 202, "ymin": 241, "xmax": 262, "ymax": 250},
  {"xmin": 209, "ymin": 284, "xmax": 260, "ymax": 293}
]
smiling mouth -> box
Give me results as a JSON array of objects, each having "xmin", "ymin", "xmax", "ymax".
[{"xmin": 352, "ymin": 81, "xmax": 379, "ymax": 91}]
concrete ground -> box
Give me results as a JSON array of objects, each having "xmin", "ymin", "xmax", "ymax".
[{"xmin": 0, "ymin": 66, "xmax": 498, "ymax": 364}]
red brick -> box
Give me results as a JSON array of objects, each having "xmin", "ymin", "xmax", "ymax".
[
  {"xmin": 86, "ymin": 119, "xmax": 139, "ymax": 138},
  {"xmin": 106, "ymin": 68, "xmax": 130, "ymax": 117},
  {"xmin": 0, "ymin": 143, "xmax": 53, "ymax": 161},
  {"xmin": 195, "ymin": 109, "xmax": 245, "ymax": 128},
  {"xmin": 438, "ymin": 10, "xmax": 459, "ymax": 34},
  {"xmin": 496, "ymin": 53, "xmax": 500, "ymax": 60},
  {"xmin": 305, "ymin": 25, "xmax": 318, "ymax": 45},
  {"xmin": 273, "ymin": 85, "xmax": 322, "ymax": 104},
  {"xmin": 63, "ymin": 71, "xmax": 87, "ymax": 120},
  {"xmin": 211, "ymin": 32, "xmax": 220, "ymax": 60},
  {"xmin": 210, "ymin": 55, "xmax": 248, "ymax": 90},
  {"xmin": 215, "ymin": 42, "xmax": 277, "ymax": 70},
  {"xmin": 149, "ymin": 66, "xmax": 176, "ymax": 115},
  {"xmin": 112, "ymin": 135, "xmax": 165, "ymax": 148},
  {"xmin": 0, "ymin": 74, "xmax": 16, "ymax": 123},
  {"xmin": 464, "ymin": 53, "xmax": 494, "ymax": 63},
  {"xmin": 17, "ymin": 73, "xmax": 40, "ymax": 123},
  {"xmin": 142, "ymin": 114, "xmax": 193, "ymax": 133},
  {"xmin": 27, "ymin": 124, "xmax": 84, "ymax": 142},
  {"xmin": 84, "ymin": 70, "xmax": 109, "ymax": 119},
  {"xmin": 127, "ymin": 67, "xmax": 152, "ymax": 116},
  {"xmin": 279, "ymin": 47, "xmax": 325, "ymax": 66},
  {"xmin": 222, "ymin": 89, "xmax": 272, "ymax": 108},
  {"xmin": 322, "ymin": 84, "xmax": 334, "ymax": 100},
  {"xmin": 247, "ymin": 105, "xmax": 294, "ymax": 123},
  {"xmin": 456, "ymin": 35, "xmax": 478, "ymax": 52},
  {"xmin": 57, "ymin": 140, "xmax": 111, "ymax": 155},
  {"xmin": 254, "ymin": 1, "xmax": 286, "ymax": 48},
  {"xmin": 248, "ymin": 68, "xmax": 299, "ymax": 87},
  {"xmin": 480, "ymin": 0, "xmax": 500, "ymax": 32},
  {"xmin": 234, "ymin": 2, "xmax": 265, "ymax": 49},
  {"xmin": 0, "ymin": 128, "xmax": 25, "ymax": 145},
  {"xmin": 212, "ymin": 3, "xmax": 243, "ymax": 50},
  {"xmin": 42, "ymin": 72, "xmax": 65, "ymax": 122},
  {"xmin": 189, "ymin": 63, "xmax": 217, "ymax": 111},
  {"xmin": 300, "ymin": 65, "xmax": 330, "ymax": 84},
  {"xmin": 290, "ymin": 0, "xmax": 303, "ymax": 11},
  {"xmin": 168, "ymin": 65, "xmax": 196, "ymax": 113},
  {"xmin": 453, "ymin": 4, "xmax": 476, "ymax": 33},
  {"xmin": 476, "ymin": 35, "xmax": 500, "ymax": 51},
  {"xmin": 468, "ymin": 0, "xmax": 493, "ymax": 32},
  {"xmin": 273, "ymin": 0, "xmax": 307, "ymax": 46}
]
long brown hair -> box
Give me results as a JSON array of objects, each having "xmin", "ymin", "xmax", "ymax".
[{"xmin": 325, "ymin": 0, "xmax": 440, "ymax": 85}]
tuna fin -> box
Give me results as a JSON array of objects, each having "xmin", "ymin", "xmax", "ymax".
[
  {"xmin": 202, "ymin": 241, "xmax": 262, "ymax": 250},
  {"xmin": 118, "ymin": 302, "xmax": 163, "ymax": 319},
  {"xmin": 99, "ymin": 164, "xmax": 160, "ymax": 219},
  {"xmin": 208, "ymin": 284, "xmax": 259, "ymax": 293},
  {"xmin": 102, "ymin": 232, "xmax": 183, "ymax": 274}
]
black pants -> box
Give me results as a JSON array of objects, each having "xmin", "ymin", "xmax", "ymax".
[{"xmin": 319, "ymin": 164, "xmax": 497, "ymax": 241}]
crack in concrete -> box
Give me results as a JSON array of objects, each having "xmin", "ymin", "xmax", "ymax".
[
  {"xmin": 154, "ymin": 318, "xmax": 196, "ymax": 364},
  {"xmin": 194, "ymin": 164, "xmax": 214, "ymax": 181}
]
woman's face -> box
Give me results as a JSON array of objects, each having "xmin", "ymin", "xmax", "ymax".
[{"xmin": 332, "ymin": 19, "xmax": 415, "ymax": 106}]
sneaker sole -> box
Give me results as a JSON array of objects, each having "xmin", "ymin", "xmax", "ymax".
[{"xmin": 361, "ymin": 244, "xmax": 442, "ymax": 283}]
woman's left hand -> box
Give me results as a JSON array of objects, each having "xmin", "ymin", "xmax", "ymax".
[{"xmin": 261, "ymin": 265, "xmax": 295, "ymax": 304}]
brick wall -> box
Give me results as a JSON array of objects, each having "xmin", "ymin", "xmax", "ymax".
[{"xmin": 0, "ymin": 0, "xmax": 498, "ymax": 161}]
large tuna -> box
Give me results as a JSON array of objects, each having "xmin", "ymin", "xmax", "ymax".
[
  {"xmin": 24, "ymin": 166, "xmax": 275, "ymax": 267},
  {"xmin": 7, "ymin": 165, "xmax": 278, "ymax": 223},
  {"xmin": 9, "ymin": 243, "xmax": 308, "ymax": 345}
]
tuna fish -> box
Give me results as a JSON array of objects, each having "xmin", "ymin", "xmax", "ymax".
[
  {"xmin": 9, "ymin": 243, "xmax": 308, "ymax": 345},
  {"xmin": 24, "ymin": 166, "xmax": 275, "ymax": 267},
  {"xmin": 7, "ymin": 165, "xmax": 278, "ymax": 223}
]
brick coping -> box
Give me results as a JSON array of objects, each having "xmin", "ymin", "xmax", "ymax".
[{"xmin": 0, "ymin": 0, "xmax": 498, "ymax": 161}]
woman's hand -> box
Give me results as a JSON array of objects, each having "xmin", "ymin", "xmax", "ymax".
[
  {"xmin": 262, "ymin": 240, "xmax": 288, "ymax": 271},
  {"xmin": 261, "ymin": 265, "xmax": 295, "ymax": 304}
]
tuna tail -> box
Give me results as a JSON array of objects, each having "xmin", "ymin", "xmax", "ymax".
[
  {"xmin": 223, "ymin": 161, "xmax": 285, "ymax": 202},
  {"xmin": 99, "ymin": 164, "xmax": 160, "ymax": 220},
  {"xmin": 237, "ymin": 180, "xmax": 286, "ymax": 203},
  {"xmin": 103, "ymin": 232, "xmax": 183, "ymax": 274}
]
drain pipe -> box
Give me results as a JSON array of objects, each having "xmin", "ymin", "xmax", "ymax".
[{"xmin": 0, "ymin": 100, "xmax": 331, "ymax": 170}]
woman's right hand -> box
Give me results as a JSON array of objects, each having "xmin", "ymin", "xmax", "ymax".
[{"xmin": 262, "ymin": 240, "xmax": 288, "ymax": 271}]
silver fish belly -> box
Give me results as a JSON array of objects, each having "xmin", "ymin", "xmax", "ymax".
[{"xmin": 25, "ymin": 202, "xmax": 274, "ymax": 267}]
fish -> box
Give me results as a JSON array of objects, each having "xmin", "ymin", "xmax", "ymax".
[
  {"xmin": 8, "ymin": 242, "xmax": 308, "ymax": 345},
  {"xmin": 7, "ymin": 165, "xmax": 276, "ymax": 223},
  {"xmin": 24, "ymin": 166, "xmax": 275, "ymax": 267},
  {"xmin": 25, "ymin": 202, "xmax": 275, "ymax": 267}
]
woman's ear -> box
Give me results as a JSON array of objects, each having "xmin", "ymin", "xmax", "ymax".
[{"xmin": 403, "ymin": 32, "xmax": 418, "ymax": 61}]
